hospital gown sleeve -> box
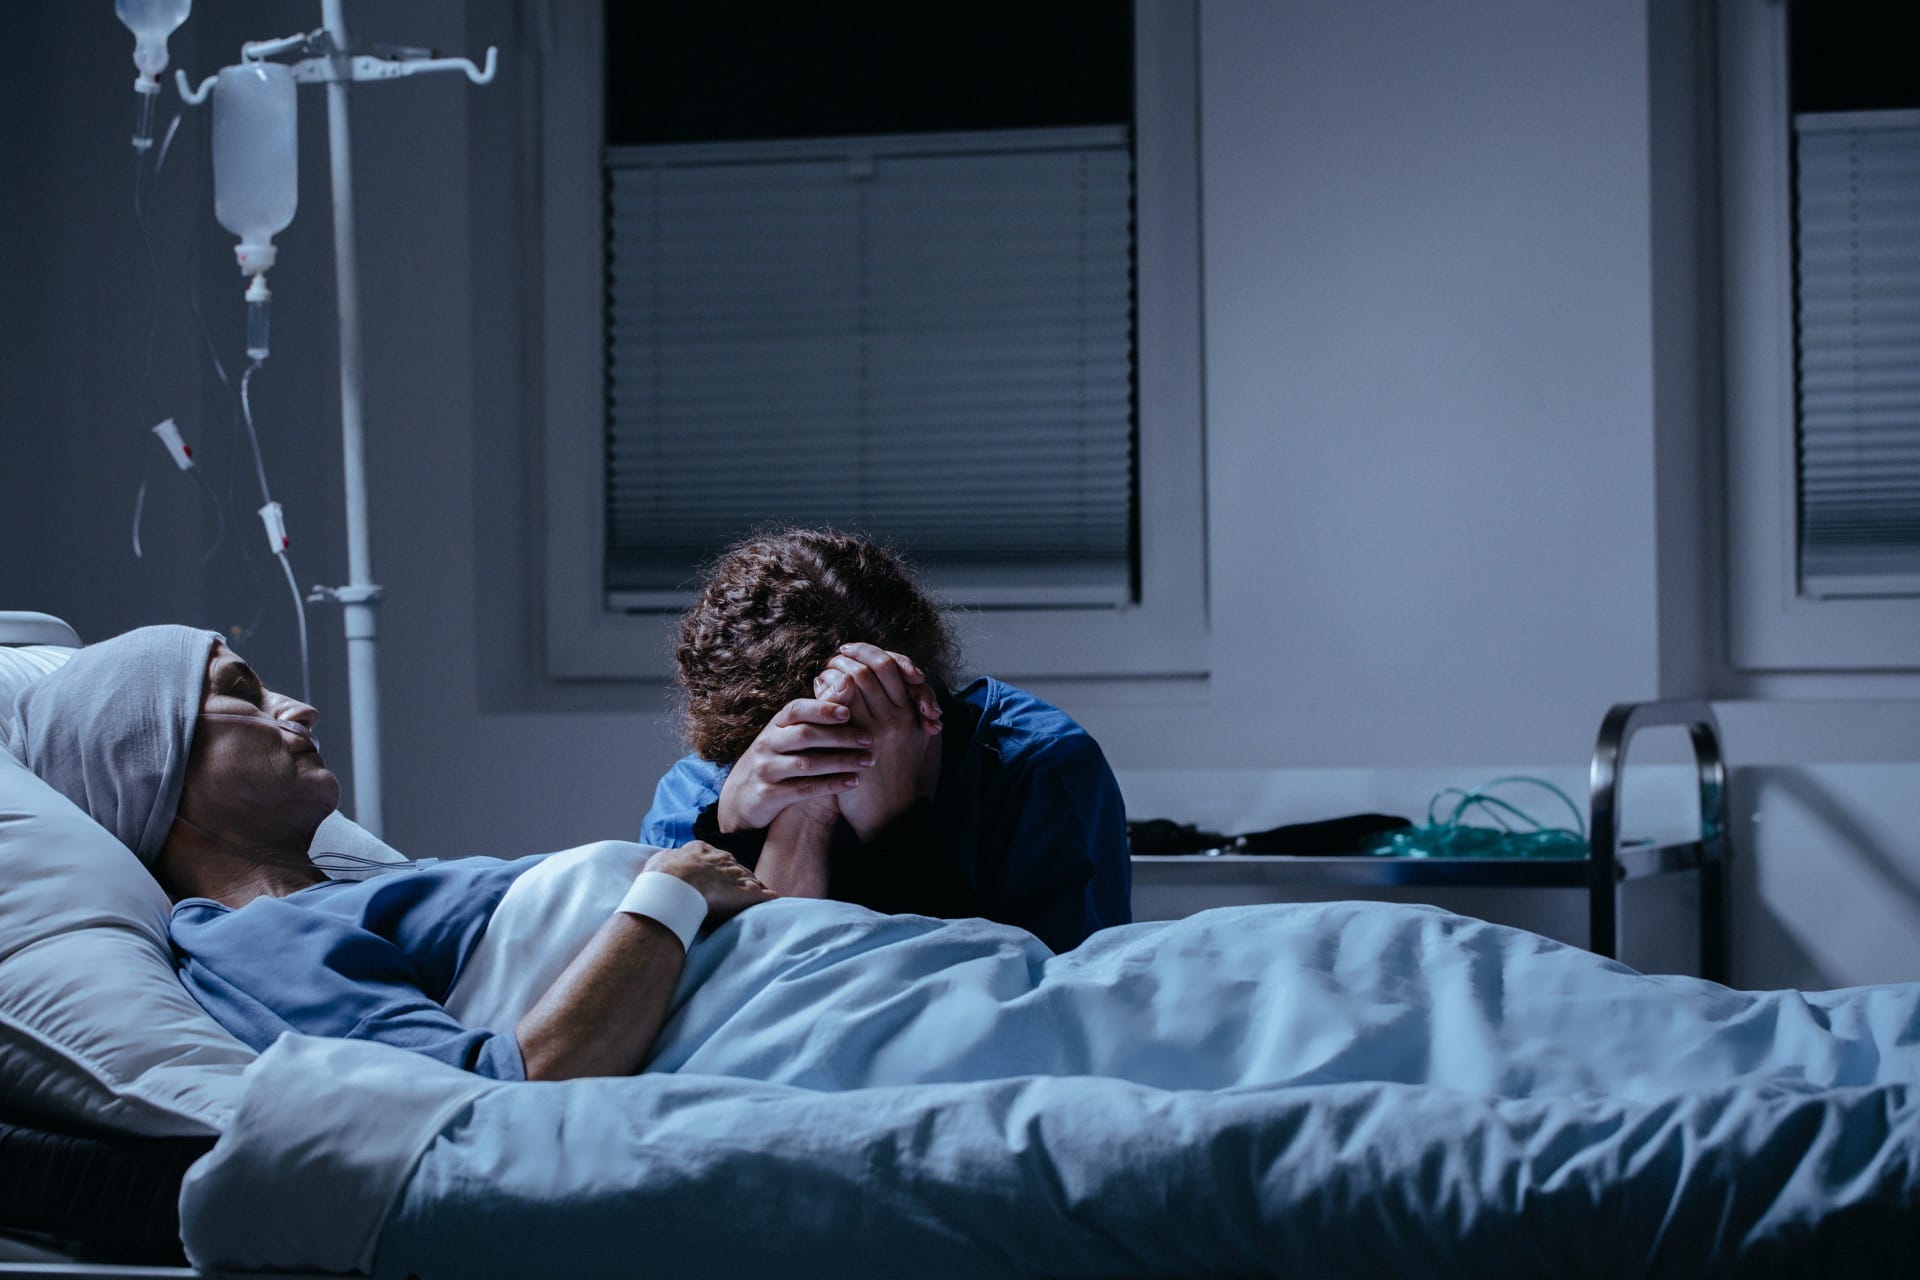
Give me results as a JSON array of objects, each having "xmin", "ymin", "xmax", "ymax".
[
  {"xmin": 642, "ymin": 754, "xmax": 768, "ymax": 866},
  {"xmin": 172, "ymin": 897, "xmax": 526, "ymax": 1080},
  {"xmin": 640, "ymin": 753, "xmax": 726, "ymax": 847}
]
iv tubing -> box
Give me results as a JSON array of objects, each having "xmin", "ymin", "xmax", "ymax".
[
  {"xmin": 130, "ymin": 116, "xmax": 223, "ymax": 564},
  {"xmin": 240, "ymin": 359, "xmax": 313, "ymax": 706},
  {"xmin": 321, "ymin": 0, "xmax": 386, "ymax": 836},
  {"xmin": 237, "ymin": 362, "xmax": 274, "ymax": 503},
  {"xmin": 129, "ymin": 151, "xmax": 162, "ymax": 560},
  {"xmin": 275, "ymin": 546, "xmax": 313, "ymax": 706}
]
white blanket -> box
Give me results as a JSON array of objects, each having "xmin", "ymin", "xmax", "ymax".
[
  {"xmin": 444, "ymin": 840, "xmax": 655, "ymax": 1031},
  {"xmin": 180, "ymin": 897, "xmax": 1920, "ymax": 1276}
]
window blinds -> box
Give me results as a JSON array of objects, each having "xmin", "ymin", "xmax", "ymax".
[
  {"xmin": 1793, "ymin": 110, "xmax": 1920, "ymax": 596},
  {"xmin": 603, "ymin": 128, "xmax": 1136, "ymax": 608}
]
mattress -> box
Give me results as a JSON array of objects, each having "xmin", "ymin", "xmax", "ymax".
[{"xmin": 0, "ymin": 1108, "xmax": 209, "ymax": 1265}]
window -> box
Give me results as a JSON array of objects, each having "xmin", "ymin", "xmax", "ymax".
[
  {"xmin": 1720, "ymin": 0, "xmax": 1920, "ymax": 670},
  {"xmin": 539, "ymin": 3, "xmax": 1206, "ymax": 680},
  {"xmin": 604, "ymin": 132, "xmax": 1135, "ymax": 608}
]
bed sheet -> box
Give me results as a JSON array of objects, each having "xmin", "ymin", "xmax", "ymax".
[{"xmin": 180, "ymin": 898, "xmax": 1920, "ymax": 1277}]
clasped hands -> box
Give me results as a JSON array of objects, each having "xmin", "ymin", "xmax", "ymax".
[{"xmin": 715, "ymin": 641, "xmax": 943, "ymax": 845}]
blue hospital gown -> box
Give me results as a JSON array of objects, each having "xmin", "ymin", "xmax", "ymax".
[
  {"xmin": 641, "ymin": 677, "xmax": 1130, "ymax": 952},
  {"xmin": 170, "ymin": 856, "xmax": 544, "ymax": 1080}
]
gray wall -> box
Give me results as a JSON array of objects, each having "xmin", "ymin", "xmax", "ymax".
[{"xmin": 5, "ymin": 1, "xmax": 1917, "ymax": 988}]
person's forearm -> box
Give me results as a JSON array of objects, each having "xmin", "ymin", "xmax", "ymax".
[
  {"xmin": 514, "ymin": 912, "xmax": 685, "ymax": 1081},
  {"xmin": 756, "ymin": 805, "xmax": 834, "ymax": 898}
]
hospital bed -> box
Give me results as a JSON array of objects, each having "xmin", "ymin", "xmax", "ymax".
[{"xmin": 3, "ymin": 611, "xmax": 1914, "ymax": 1277}]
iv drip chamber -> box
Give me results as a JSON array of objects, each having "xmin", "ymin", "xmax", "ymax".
[{"xmin": 213, "ymin": 61, "xmax": 298, "ymax": 279}]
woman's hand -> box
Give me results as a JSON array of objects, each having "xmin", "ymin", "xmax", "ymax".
[
  {"xmin": 813, "ymin": 643, "xmax": 942, "ymax": 733},
  {"xmin": 814, "ymin": 643, "xmax": 941, "ymax": 842},
  {"xmin": 644, "ymin": 841, "xmax": 780, "ymax": 923},
  {"xmin": 715, "ymin": 697, "xmax": 871, "ymax": 833}
]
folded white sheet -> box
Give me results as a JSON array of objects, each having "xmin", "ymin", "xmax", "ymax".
[
  {"xmin": 180, "ymin": 1035, "xmax": 493, "ymax": 1274},
  {"xmin": 444, "ymin": 840, "xmax": 656, "ymax": 1032}
]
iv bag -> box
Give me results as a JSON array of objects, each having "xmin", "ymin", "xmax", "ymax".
[
  {"xmin": 212, "ymin": 62, "xmax": 298, "ymax": 275},
  {"xmin": 115, "ymin": 0, "xmax": 192, "ymax": 86}
]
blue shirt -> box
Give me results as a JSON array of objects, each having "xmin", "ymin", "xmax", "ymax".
[
  {"xmin": 641, "ymin": 677, "xmax": 1129, "ymax": 952},
  {"xmin": 170, "ymin": 856, "xmax": 543, "ymax": 1080}
]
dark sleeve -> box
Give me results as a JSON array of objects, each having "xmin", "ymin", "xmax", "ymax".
[
  {"xmin": 830, "ymin": 804, "xmax": 984, "ymax": 920},
  {"xmin": 690, "ymin": 801, "xmax": 768, "ymax": 870},
  {"xmin": 988, "ymin": 734, "xmax": 1132, "ymax": 951}
]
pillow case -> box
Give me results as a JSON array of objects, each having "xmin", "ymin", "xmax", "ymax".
[
  {"xmin": 0, "ymin": 643, "xmax": 77, "ymax": 705},
  {"xmin": 0, "ymin": 747, "xmax": 255, "ymax": 1136}
]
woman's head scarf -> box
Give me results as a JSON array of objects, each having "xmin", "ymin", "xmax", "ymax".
[{"xmin": 2, "ymin": 625, "xmax": 220, "ymax": 866}]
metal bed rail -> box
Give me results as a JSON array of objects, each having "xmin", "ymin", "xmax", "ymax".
[{"xmin": 1588, "ymin": 698, "xmax": 1729, "ymax": 982}]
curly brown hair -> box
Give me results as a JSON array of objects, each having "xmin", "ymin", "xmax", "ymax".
[{"xmin": 675, "ymin": 528, "xmax": 962, "ymax": 762}]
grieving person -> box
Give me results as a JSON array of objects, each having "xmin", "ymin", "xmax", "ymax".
[
  {"xmin": 642, "ymin": 528, "xmax": 1130, "ymax": 952},
  {"xmin": 4, "ymin": 625, "xmax": 773, "ymax": 1082}
]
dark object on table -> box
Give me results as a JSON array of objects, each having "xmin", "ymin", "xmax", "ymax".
[
  {"xmin": 1127, "ymin": 818, "xmax": 1232, "ymax": 855},
  {"xmin": 1232, "ymin": 813, "xmax": 1412, "ymax": 856}
]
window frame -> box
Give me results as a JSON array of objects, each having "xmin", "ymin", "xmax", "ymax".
[
  {"xmin": 1719, "ymin": 0, "xmax": 1920, "ymax": 672},
  {"xmin": 538, "ymin": 0, "xmax": 1208, "ymax": 682}
]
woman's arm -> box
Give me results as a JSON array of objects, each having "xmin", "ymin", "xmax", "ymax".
[
  {"xmin": 755, "ymin": 801, "xmax": 836, "ymax": 898},
  {"xmin": 514, "ymin": 842, "xmax": 775, "ymax": 1081},
  {"xmin": 815, "ymin": 644, "xmax": 942, "ymax": 843}
]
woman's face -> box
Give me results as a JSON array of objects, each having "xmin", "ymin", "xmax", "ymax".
[{"xmin": 176, "ymin": 641, "xmax": 340, "ymax": 845}]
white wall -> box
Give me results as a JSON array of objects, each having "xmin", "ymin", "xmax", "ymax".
[{"xmin": 4, "ymin": 1, "xmax": 1916, "ymax": 988}]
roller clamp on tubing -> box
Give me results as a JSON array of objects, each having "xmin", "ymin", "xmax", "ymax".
[
  {"xmin": 257, "ymin": 501, "xmax": 289, "ymax": 552},
  {"xmin": 152, "ymin": 419, "xmax": 194, "ymax": 471},
  {"xmin": 618, "ymin": 872, "xmax": 708, "ymax": 951}
]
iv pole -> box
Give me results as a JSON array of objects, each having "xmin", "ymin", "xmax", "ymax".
[
  {"xmin": 316, "ymin": 0, "xmax": 383, "ymax": 835},
  {"xmin": 178, "ymin": 10, "xmax": 497, "ymax": 837}
]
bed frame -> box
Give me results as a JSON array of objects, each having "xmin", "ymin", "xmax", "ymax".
[{"xmin": 1, "ymin": 607, "xmax": 1731, "ymax": 1275}]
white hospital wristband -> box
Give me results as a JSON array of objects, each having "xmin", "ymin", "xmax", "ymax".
[{"xmin": 617, "ymin": 872, "xmax": 708, "ymax": 951}]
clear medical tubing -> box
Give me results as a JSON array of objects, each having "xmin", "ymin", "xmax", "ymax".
[
  {"xmin": 212, "ymin": 62, "xmax": 298, "ymax": 279},
  {"xmin": 200, "ymin": 711, "xmax": 319, "ymax": 754},
  {"xmin": 116, "ymin": 0, "xmax": 191, "ymax": 149}
]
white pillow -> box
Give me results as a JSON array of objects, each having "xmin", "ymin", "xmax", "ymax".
[
  {"xmin": 0, "ymin": 611, "xmax": 83, "ymax": 649},
  {"xmin": 0, "ymin": 642, "xmax": 76, "ymax": 706},
  {"xmin": 0, "ymin": 747, "xmax": 256, "ymax": 1135}
]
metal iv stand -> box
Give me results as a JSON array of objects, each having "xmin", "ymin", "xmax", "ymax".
[{"xmin": 180, "ymin": 3, "xmax": 497, "ymax": 835}]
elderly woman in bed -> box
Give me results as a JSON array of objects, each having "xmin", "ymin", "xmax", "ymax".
[{"xmin": 5, "ymin": 625, "xmax": 772, "ymax": 1083}]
